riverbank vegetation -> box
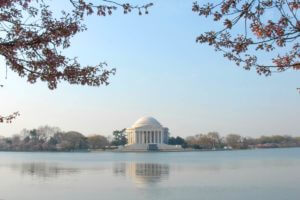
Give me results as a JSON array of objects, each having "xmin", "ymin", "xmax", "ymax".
[
  {"xmin": 0, "ymin": 126, "xmax": 299, "ymax": 151},
  {"xmin": 0, "ymin": 126, "xmax": 109, "ymax": 151},
  {"xmin": 171, "ymin": 132, "xmax": 300, "ymax": 150}
]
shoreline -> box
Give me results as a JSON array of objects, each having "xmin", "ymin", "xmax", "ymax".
[{"xmin": 0, "ymin": 146, "xmax": 299, "ymax": 153}]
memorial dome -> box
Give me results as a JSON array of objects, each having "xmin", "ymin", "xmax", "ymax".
[{"xmin": 132, "ymin": 117, "xmax": 162, "ymax": 129}]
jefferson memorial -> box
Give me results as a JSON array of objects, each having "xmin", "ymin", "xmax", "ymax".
[{"xmin": 122, "ymin": 117, "xmax": 182, "ymax": 151}]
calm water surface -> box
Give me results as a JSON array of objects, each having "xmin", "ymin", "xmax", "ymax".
[{"xmin": 0, "ymin": 148, "xmax": 300, "ymax": 200}]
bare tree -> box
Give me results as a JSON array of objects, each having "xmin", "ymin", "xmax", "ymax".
[
  {"xmin": 87, "ymin": 134, "xmax": 109, "ymax": 149},
  {"xmin": 226, "ymin": 134, "xmax": 242, "ymax": 149}
]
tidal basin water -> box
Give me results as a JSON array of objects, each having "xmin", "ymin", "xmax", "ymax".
[{"xmin": 1, "ymin": 148, "xmax": 300, "ymax": 200}]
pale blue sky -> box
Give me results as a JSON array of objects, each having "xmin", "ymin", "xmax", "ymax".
[{"xmin": 0, "ymin": 0, "xmax": 299, "ymax": 137}]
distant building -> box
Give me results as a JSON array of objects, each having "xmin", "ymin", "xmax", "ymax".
[
  {"xmin": 122, "ymin": 116, "xmax": 182, "ymax": 151},
  {"xmin": 126, "ymin": 116, "xmax": 169, "ymax": 145}
]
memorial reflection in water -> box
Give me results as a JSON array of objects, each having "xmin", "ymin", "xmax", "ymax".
[{"xmin": 113, "ymin": 162, "xmax": 170, "ymax": 186}]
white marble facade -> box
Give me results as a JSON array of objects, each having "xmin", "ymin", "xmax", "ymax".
[{"xmin": 126, "ymin": 117, "xmax": 169, "ymax": 145}]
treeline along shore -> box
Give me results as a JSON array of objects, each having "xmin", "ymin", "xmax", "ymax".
[{"xmin": 0, "ymin": 126, "xmax": 300, "ymax": 152}]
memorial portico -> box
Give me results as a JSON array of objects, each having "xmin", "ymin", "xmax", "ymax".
[
  {"xmin": 126, "ymin": 117, "xmax": 169, "ymax": 145},
  {"xmin": 123, "ymin": 116, "xmax": 182, "ymax": 151}
]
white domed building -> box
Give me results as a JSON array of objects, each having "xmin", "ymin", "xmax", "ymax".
[{"xmin": 123, "ymin": 117, "xmax": 182, "ymax": 151}]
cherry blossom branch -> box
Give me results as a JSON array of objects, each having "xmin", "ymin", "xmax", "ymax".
[{"xmin": 0, "ymin": 112, "xmax": 20, "ymax": 123}]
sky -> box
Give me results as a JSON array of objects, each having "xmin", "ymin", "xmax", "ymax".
[{"xmin": 0, "ymin": 0, "xmax": 299, "ymax": 138}]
